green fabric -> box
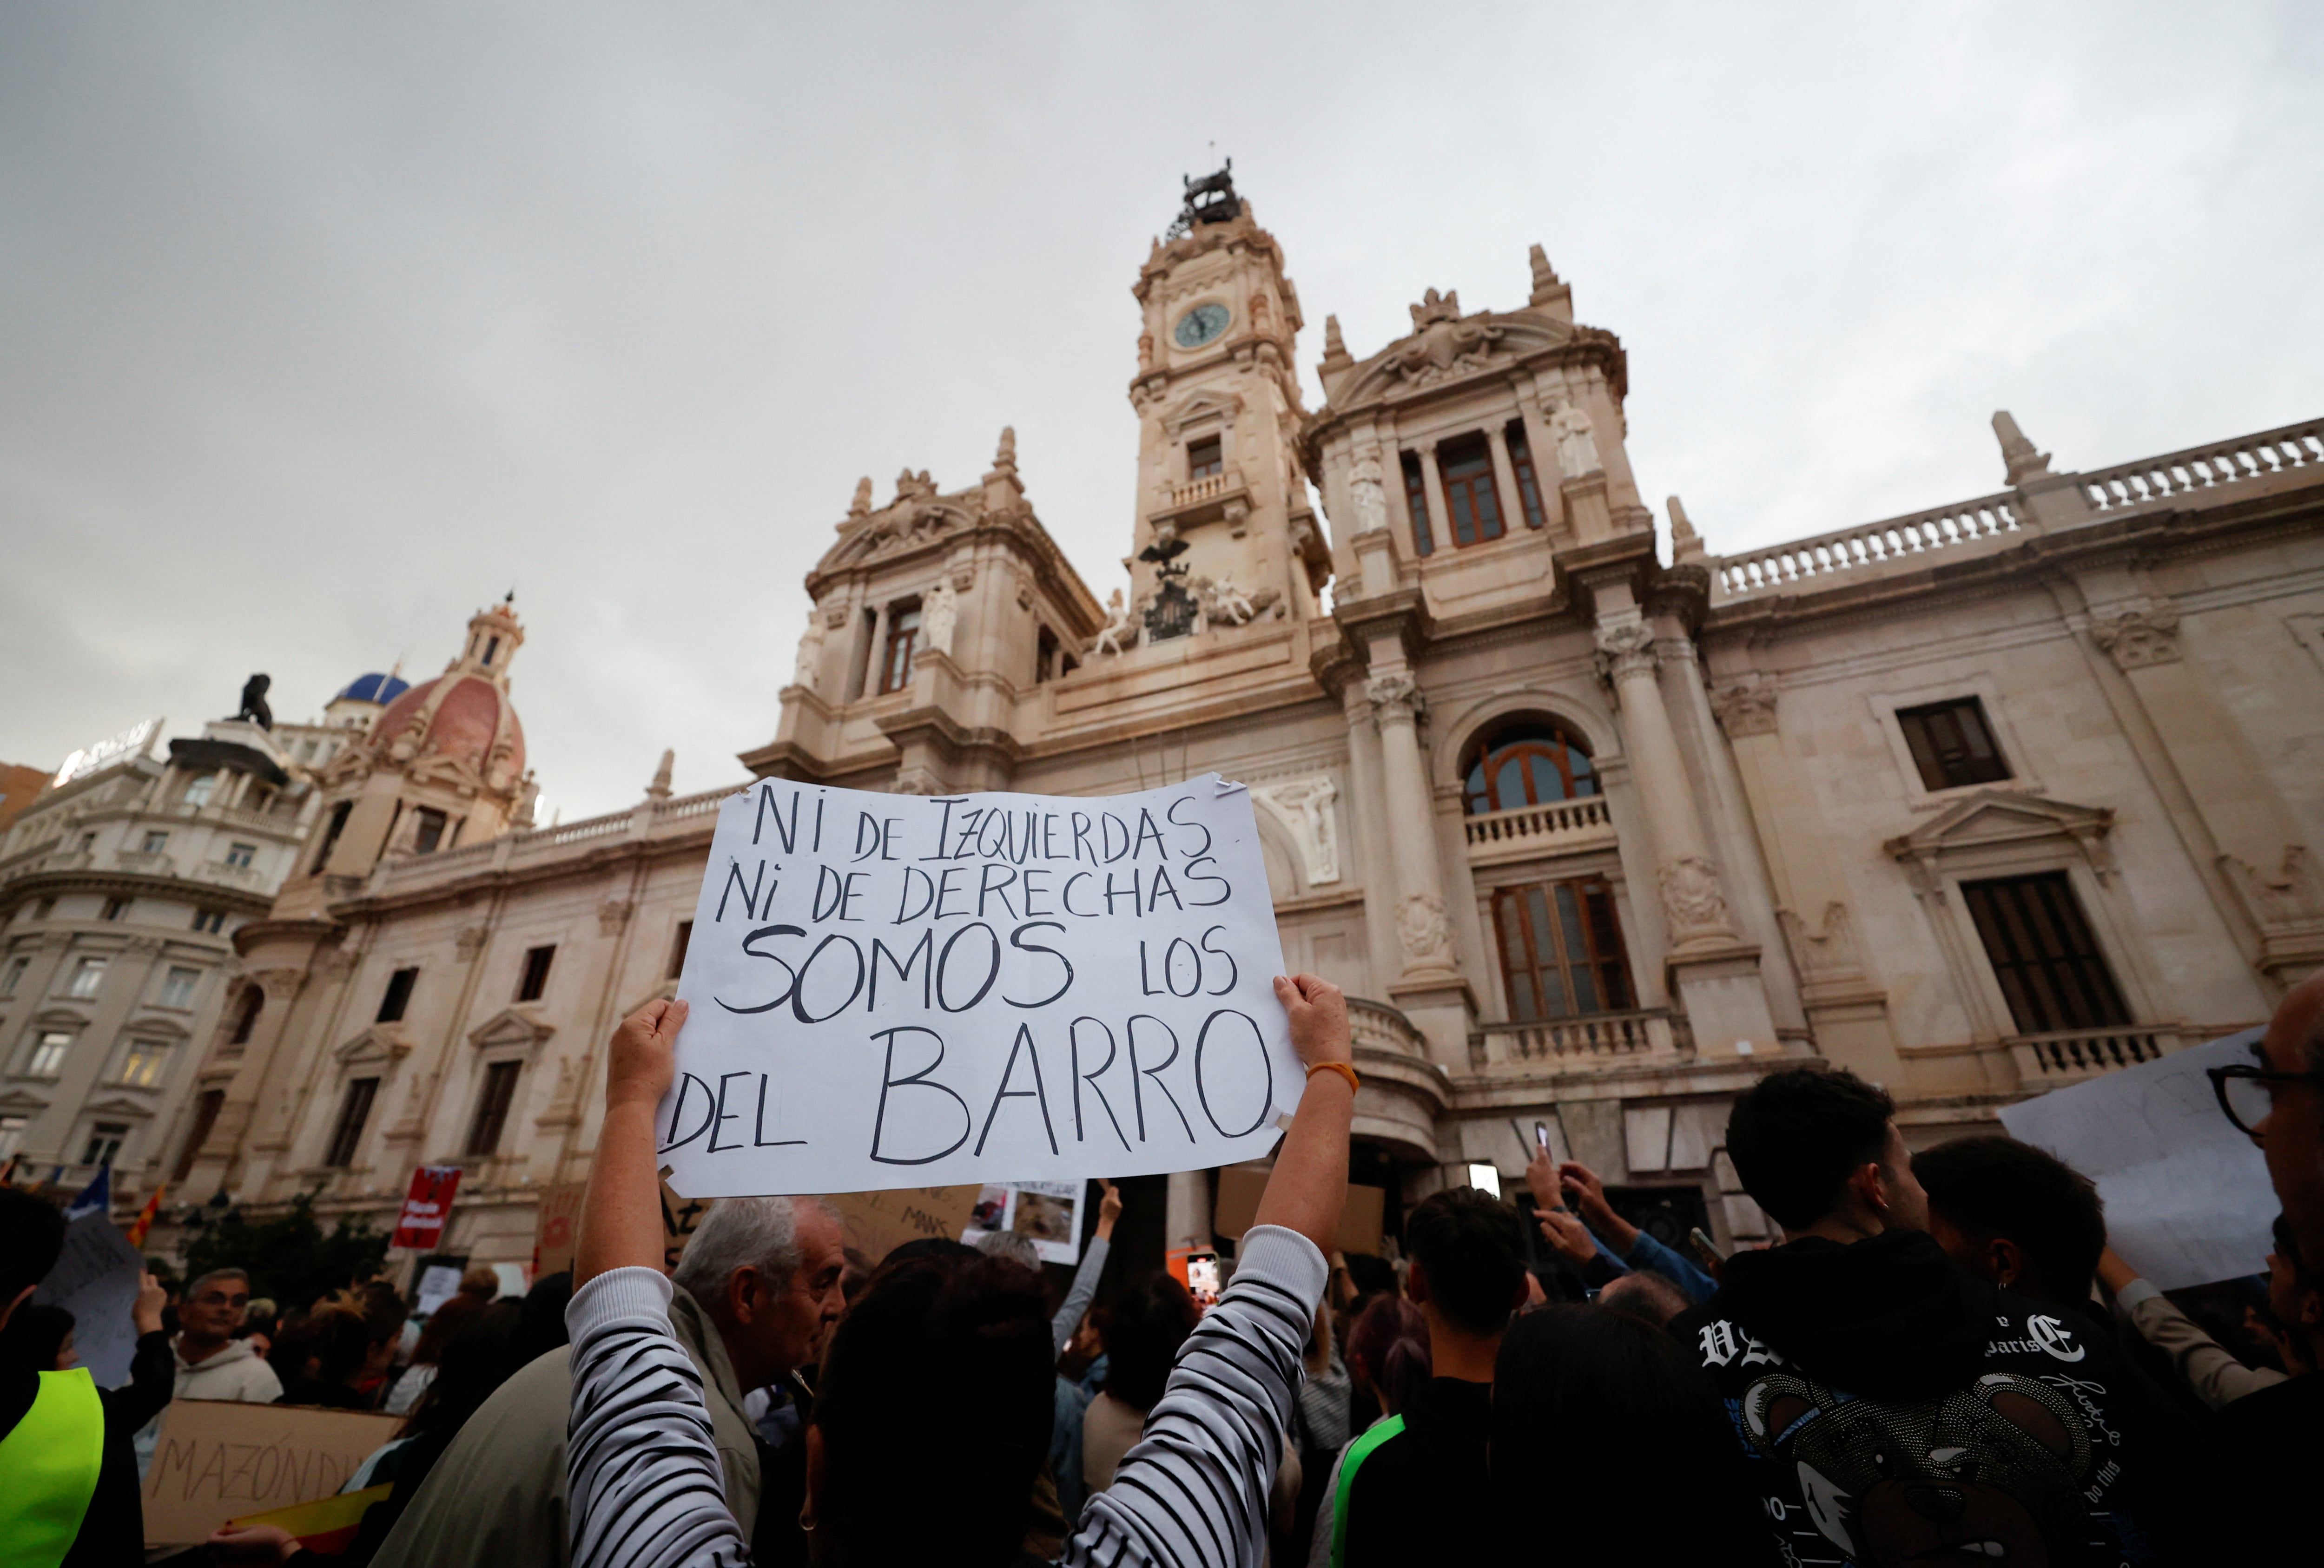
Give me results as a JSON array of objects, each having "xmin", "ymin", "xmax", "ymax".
[
  {"xmin": 0, "ymin": 1367, "xmax": 105, "ymax": 1568},
  {"xmin": 1329, "ymin": 1414, "xmax": 1406, "ymax": 1568}
]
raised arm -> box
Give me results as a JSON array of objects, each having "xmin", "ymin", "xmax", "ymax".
[
  {"xmin": 564, "ymin": 998, "xmax": 751, "ymax": 1568},
  {"xmin": 1067, "ymin": 975, "xmax": 1350, "ymax": 1568},
  {"xmin": 1052, "ymin": 1179, "xmax": 1122, "ymax": 1357}
]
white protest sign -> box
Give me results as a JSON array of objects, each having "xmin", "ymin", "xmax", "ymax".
[
  {"xmin": 33, "ymin": 1211, "xmax": 147, "ymax": 1388},
  {"xmin": 1999, "ymin": 1027, "xmax": 2276, "ymax": 1290},
  {"xmin": 663, "ymin": 775, "xmax": 1299, "ymax": 1197},
  {"xmin": 962, "ymin": 1180, "xmax": 1085, "ymax": 1265}
]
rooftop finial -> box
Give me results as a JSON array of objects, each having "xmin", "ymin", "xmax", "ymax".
[
  {"xmin": 646, "ymin": 748, "xmax": 674, "ymax": 803},
  {"xmin": 994, "ymin": 425, "xmax": 1017, "ymax": 473},
  {"xmin": 1992, "ymin": 410, "xmax": 2053, "ymax": 485},
  {"xmin": 1528, "ymin": 244, "xmax": 1573, "ymax": 317},
  {"xmin": 849, "ymin": 476, "xmax": 872, "ymax": 518},
  {"xmin": 1668, "ymin": 496, "xmax": 1705, "ymax": 562},
  {"xmin": 1321, "ymin": 313, "xmax": 1350, "ymax": 366}
]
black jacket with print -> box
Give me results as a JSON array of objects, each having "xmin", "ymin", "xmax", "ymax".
[{"xmin": 1670, "ymin": 1230, "xmax": 2206, "ymax": 1567}]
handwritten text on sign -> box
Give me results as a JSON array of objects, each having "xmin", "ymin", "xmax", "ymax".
[{"xmin": 663, "ymin": 775, "xmax": 1300, "ymax": 1197}]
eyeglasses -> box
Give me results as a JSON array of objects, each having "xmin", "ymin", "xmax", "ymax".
[
  {"xmin": 2207, "ymin": 1062, "xmax": 2324, "ymax": 1139},
  {"xmin": 192, "ymin": 1291, "xmax": 251, "ymax": 1310}
]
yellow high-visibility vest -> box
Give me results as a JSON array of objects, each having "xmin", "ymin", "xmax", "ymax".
[{"xmin": 0, "ymin": 1366, "xmax": 105, "ymax": 1568}]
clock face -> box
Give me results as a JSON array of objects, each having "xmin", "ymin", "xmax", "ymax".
[{"xmin": 1174, "ymin": 303, "xmax": 1231, "ymax": 349}]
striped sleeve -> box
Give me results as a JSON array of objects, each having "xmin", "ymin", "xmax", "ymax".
[
  {"xmin": 565, "ymin": 1266, "xmax": 752, "ymax": 1568},
  {"xmin": 1064, "ymin": 1224, "xmax": 1327, "ymax": 1568}
]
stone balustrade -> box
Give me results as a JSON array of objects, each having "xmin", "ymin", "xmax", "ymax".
[
  {"xmin": 2077, "ymin": 418, "xmax": 2324, "ymax": 512},
  {"xmin": 1462, "ymin": 796, "xmax": 1615, "ymax": 862},
  {"xmin": 2009, "ymin": 1025, "xmax": 2180, "ymax": 1084},
  {"xmin": 1471, "ymin": 1008, "xmax": 1681, "ymax": 1070},
  {"xmin": 112, "ymin": 850, "xmax": 175, "ymax": 876},
  {"xmin": 1347, "ymin": 996, "xmax": 1430, "ymax": 1059},
  {"xmin": 1171, "ymin": 470, "xmax": 1234, "ymax": 507},
  {"xmin": 1715, "ymin": 491, "xmax": 2022, "ymax": 600},
  {"xmin": 368, "ymin": 784, "xmax": 738, "ymax": 893},
  {"xmin": 193, "ymin": 860, "xmax": 266, "ymax": 891}
]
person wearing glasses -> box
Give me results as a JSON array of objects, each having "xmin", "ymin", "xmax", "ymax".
[
  {"xmin": 132, "ymin": 1266, "xmax": 283, "ymax": 1476},
  {"xmin": 2209, "ymin": 971, "xmax": 2324, "ymax": 1272}
]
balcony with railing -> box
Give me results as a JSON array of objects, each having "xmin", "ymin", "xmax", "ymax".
[
  {"xmin": 1348, "ymin": 997, "xmax": 1431, "ymax": 1060},
  {"xmin": 1148, "ymin": 465, "xmax": 1251, "ymax": 533},
  {"xmin": 2009, "ymin": 1025, "xmax": 2181, "ymax": 1086},
  {"xmin": 1471, "ymin": 1008, "xmax": 1684, "ymax": 1071},
  {"xmin": 1463, "ymin": 796, "xmax": 1616, "ymax": 864},
  {"xmin": 367, "ymin": 784, "xmax": 741, "ymax": 894}
]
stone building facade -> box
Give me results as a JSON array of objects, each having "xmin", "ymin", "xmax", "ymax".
[
  {"xmin": 0, "ymin": 677, "xmax": 402, "ymax": 1189},
  {"xmin": 157, "ymin": 171, "xmax": 2324, "ymax": 1267}
]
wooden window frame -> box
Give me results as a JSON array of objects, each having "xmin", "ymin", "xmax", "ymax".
[
  {"xmin": 1437, "ymin": 435, "xmax": 1506, "ymax": 547},
  {"xmin": 878, "ymin": 604, "xmax": 923, "ymax": 695},
  {"xmin": 376, "ymin": 967, "xmax": 418, "ymax": 1024},
  {"xmin": 1187, "ymin": 435, "xmax": 1223, "ymax": 480},
  {"xmin": 1506, "ymin": 421, "xmax": 1548, "ymax": 530},
  {"xmin": 467, "ymin": 1060, "xmax": 522, "ymax": 1157},
  {"xmin": 1491, "ymin": 876, "xmax": 1636, "ymax": 1022},
  {"xmin": 1897, "ymin": 698, "xmax": 2011, "ymax": 791},
  {"xmin": 1960, "ymin": 872, "xmax": 2131, "ymax": 1034},
  {"xmin": 1463, "ymin": 724, "xmax": 1600, "ymax": 816},
  {"xmin": 518, "ymin": 944, "xmax": 556, "ymax": 1003},
  {"xmin": 325, "ymin": 1077, "xmax": 379, "ymax": 1168},
  {"xmin": 1400, "ymin": 453, "xmax": 1436, "ymax": 557}
]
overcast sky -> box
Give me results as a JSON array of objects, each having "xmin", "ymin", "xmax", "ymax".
[{"xmin": 4, "ymin": 3, "xmax": 2316, "ymax": 821}]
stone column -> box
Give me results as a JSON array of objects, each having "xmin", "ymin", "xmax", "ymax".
[
  {"xmin": 1484, "ymin": 424, "xmax": 1525, "ymax": 533},
  {"xmin": 1415, "ymin": 443, "xmax": 1447, "ymax": 553},
  {"xmin": 1596, "ymin": 613, "xmax": 1778, "ymax": 1056},
  {"xmin": 1366, "ymin": 670, "xmax": 1474, "ymax": 1068}
]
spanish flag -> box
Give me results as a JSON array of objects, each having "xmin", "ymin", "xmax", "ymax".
[
  {"xmin": 125, "ymin": 1182, "xmax": 165, "ymax": 1248},
  {"xmin": 226, "ymin": 1483, "xmax": 393, "ymax": 1555}
]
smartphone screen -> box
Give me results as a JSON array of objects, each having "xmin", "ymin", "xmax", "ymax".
[
  {"xmin": 1534, "ymin": 1121, "xmax": 1551, "ymax": 1153},
  {"xmin": 1186, "ymin": 1253, "xmax": 1221, "ymax": 1306}
]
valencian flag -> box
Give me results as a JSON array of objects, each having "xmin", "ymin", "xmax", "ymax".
[{"xmin": 126, "ymin": 1182, "xmax": 165, "ymax": 1248}]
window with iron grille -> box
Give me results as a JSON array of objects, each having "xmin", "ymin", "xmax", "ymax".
[
  {"xmin": 1438, "ymin": 435, "xmax": 1505, "ymax": 547},
  {"xmin": 1400, "ymin": 454, "xmax": 1435, "ymax": 557},
  {"xmin": 376, "ymin": 967, "xmax": 418, "ymax": 1024},
  {"xmin": 1961, "ymin": 872, "xmax": 2130, "ymax": 1034},
  {"xmin": 467, "ymin": 1061, "xmax": 522, "ymax": 1157},
  {"xmin": 1897, "ymin": 698, "xmax": 2011, "ymax": 791},
  {"xmin": 518, "ymin": 945, "xmax": 556, "ymax": 1002},
  {"xmin": 325, "ymin": 1078, "xmax": 378, "ymax": 1168},
  {"xmin": 1506, "ymin": 422, "xmax": 1548, "ymax": 530},
  {"xmin": 1492, "ymin": 878, "xmax": 1635, "ymax": 1022}
]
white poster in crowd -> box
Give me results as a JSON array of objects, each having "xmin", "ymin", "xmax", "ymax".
[
  {"xmin": 1999, "ymin": 1027, "xmax": 2276, "ymax": 1290},
  {"xmin": 33, "ymin": 1212, "xmax": 146, "ymax": 1388},
  {"xmin": 663, "ymin": 775, "xmax": 1301, "ymax": 1198},
  {"xmin": 962, "ymin": 1180, "xmax": 1086, "ymax": 1266}
]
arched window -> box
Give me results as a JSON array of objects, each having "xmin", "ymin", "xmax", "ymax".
[{"xmin": 1463, "ymin": 721, "xmax": 1598, "ymax": 816}]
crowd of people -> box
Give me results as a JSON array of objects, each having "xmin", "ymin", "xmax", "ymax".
[{"xmin": 4, "ymin": 965, "xmax": 2320, "ymax": 1566}]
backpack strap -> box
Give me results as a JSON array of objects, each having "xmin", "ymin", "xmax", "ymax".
[{"xmin": 1328, "ymin": 1415, "xmax": 1407, "ymax": 1568}]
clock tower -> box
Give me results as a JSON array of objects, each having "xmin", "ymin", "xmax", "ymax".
[{"xmin": 1125, "ymin": 165, "xmax": 1331, "ymax": 640}]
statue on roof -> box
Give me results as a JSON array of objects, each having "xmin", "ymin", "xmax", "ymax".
[
  {"xmin": 237, "ymin": 673, "xmax": 274, "ymax": 731},
  {"xmin": 1166, "ymin": 160, "xmax": 1241, "ymax": 239}
]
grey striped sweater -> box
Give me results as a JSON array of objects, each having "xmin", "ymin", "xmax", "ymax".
[{"xmin": 566, "ymin": 1225, "xmax": 1327, "ymax": 1568}]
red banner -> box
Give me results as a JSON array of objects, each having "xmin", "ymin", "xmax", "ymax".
[{"xmin": 390, "ymin": 1165, "xmax": 462, "ymax": 1250}]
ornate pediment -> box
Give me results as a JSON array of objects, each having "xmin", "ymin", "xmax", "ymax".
[
  {"xmin": 123, "ymin": 1015, "xmax": 193, "ymax": 1043},
  {"xmin": 1884, "ymin": 791, "xmax": 2117, "ymax": 895},
  {"xmin": 335, "ymin": 1023, "xmax": 414, "ymax": 1067},
  {"xmin": 0, "ymin": 1087, "xmax": 51, "ymax": 1114},
  {"xmin": 82, "ymin": 1094, "xmax": 155, "ymax": 1119},
  {"xmin": 1336, "ymin": 308, "xmax": 1575, "ymax": 406},
  {"xmin": 469, "ymin": 1005, "xmax": 555, "ymax": 1056},
  {"xmin": 820, "ymin": 472, "xmax": 985, "ymax": 572}
]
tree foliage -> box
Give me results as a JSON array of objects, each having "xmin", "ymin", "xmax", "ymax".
[{"xmin": 181, "ymin": 1193, "xmax": 389, "ymax": 1311}]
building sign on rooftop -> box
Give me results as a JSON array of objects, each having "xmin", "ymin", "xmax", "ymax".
[{"xmin": 54, "ymin": 718, "xmax": 163, "ymax": 787}]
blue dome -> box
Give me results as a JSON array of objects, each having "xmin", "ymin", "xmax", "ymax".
[{"xmin": 338, "ymin": 672, "xmax": 411, "ymax": 705}]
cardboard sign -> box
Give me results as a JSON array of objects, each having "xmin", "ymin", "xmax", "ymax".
[
  {"xmin": 663, "ymin": 776, "xmax": 1299, "ymax": 1197},
  {"xmin": 390, "ymin": 1165, "xmax": 462, "ymax": 1250},
  {"xmin": 532, "ymin": 1181, "xmax": 588, "ymax": 1278},
  {"xmin": 961, "ymin": 1180, "xmax": 1085, "ymax": 1265},
  {"xmin": 2000, "ymin": 1027, "xmax": 2278, "ymax": 1289},
  {"xmin": 33, "ymin": 1211, "xmax": 146, "ymax": 1388},
  {"xmin": 1213, "ymin": 1165, "xmax": 1386, "ymax": 1257},
  {"xmin": 142, "ymin": 1400, "xmax": 403, "ymax": 1546},
  {"xmin": 825, "ymin": 1184, "xmax": 979, "ymax": 1264}
]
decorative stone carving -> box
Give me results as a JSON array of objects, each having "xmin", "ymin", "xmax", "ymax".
[
  {"xmin": 921, "ymin": 578, "xmax": 958, "ymax": 657},
  {"xmin": 1778, "ymin": 902, "xmax": 1865, "ymax": 982},
  {"xmin": 1253, "ymin": 776, "xmax": 1341, "ymax": 886},
  {"xmin": 950, "ymin": 563, "xmax": 976, "ymax": 593},
  {"xmin": 823, "ymin": 603, "xmax": 851, "ymax": 630},
  {"xmin": 1366, "ymin": 672, "xmax": 1425, "ymax": 726},
  {"xmin": 1348, "ymin": 448, "xmax": 1389, "ymax": 534},
  {"xmin": 848, "ymin": 476, "xmax": 873, "ymax": 518},
  {"xmin": 1094, "ymin": 588, "xmax": 1140, "ymax": 657},
  {"xmin": 1710, "ymin": 683, "xmax": 1779, "ymax": 737},
  {"xmin": 1549, "ymin": 401, "xmax": 1601, "ymax": 479},
  {"xmin": 455, "ymin": 926, "xmax": 488, "ymax": 962},
  {"xmin": 890, "ymin": 771, "xmax": 945, "ymax": 796},
  {"xmin": 125, "ymin": 935, "xmax": 164, "ymax": 958},
  {"xmin": 597, "ymin": 899, "xmax": 634, "ymax": 937},
  {"xmin": 2091, "ymin": 602, "xmax": 2182, "ymax": 669},
  {"xmin": 1137, "ymin": 331, "xmax": 1155, "ymax": 372},
  {"xmin": 250, "ymin": 967, "xmax": 306, "ymax": 1001},
  {"xmin": 1657, "ymin": 856, "xmax": 1731, "ymax": 940},
  {"xmin": 1194, "ymin": 573, "xmax": 1255, "ymax": 627},
  {"xmin": 1395, "ymin": 892, "xmax": 1456, "ymax": 968},
  {"xmin": 1384, "ymin": 288, "xmax": 1505, "ymax": 388},
  {"xmin": 2227, "ymin": 845, "xmax": 2324, "ymax": 924},
  {"xmin": 792, "ymin": 615, "xmax": 826, "ymax": 693},
  {"xmin": 1593, "ymin": 620, "xmax": 1657, "ymax": 684}
]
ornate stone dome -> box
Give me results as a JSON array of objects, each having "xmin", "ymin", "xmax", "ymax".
[{"xmin": 337, "ymin": 672, "xmax": 411, "ymax": 705}]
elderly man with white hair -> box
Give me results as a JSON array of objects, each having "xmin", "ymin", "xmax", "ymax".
[{"xmin": 370, "ymin": 1193, "xmax": 845, "ymax": 1568}]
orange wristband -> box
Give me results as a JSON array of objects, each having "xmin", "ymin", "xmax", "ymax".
[{"xmin": 1306, "ymin": 1061, "xmax": 1360, "ymax": 1094}]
